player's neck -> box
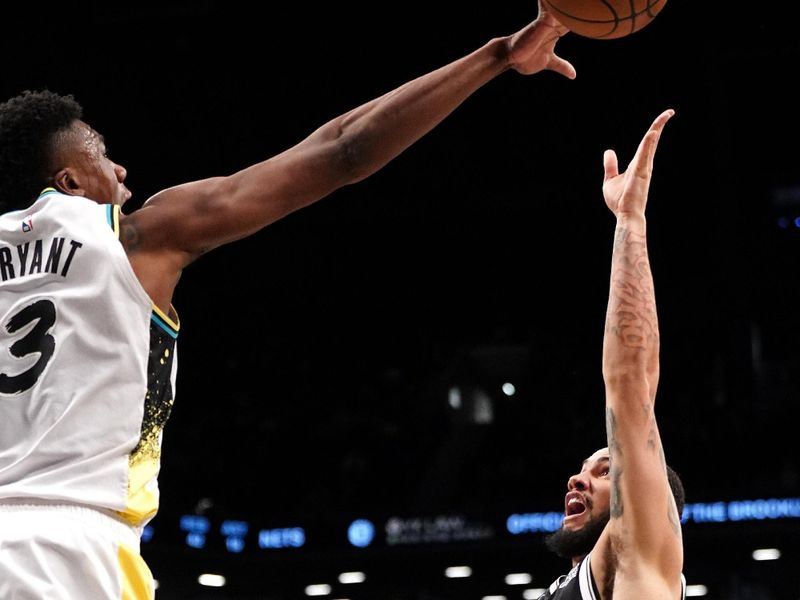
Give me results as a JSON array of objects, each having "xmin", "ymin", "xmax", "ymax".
[{"xmin": 571, "ymin": 553, "xmax": 586, "ymax": 568}]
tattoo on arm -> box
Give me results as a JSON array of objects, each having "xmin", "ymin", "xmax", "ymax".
[
  {"xmin": 120, "ymin": 218, "xmax": 141, "ymax": 253},
  {"xmin": 647, "ymin": 416, "xmax": 658, "ymax": 452},
  {"xmin": 606, "ymin": 407, "xmax": 624, "ymax": 518},
  {"xmin": 605, "ymin": 226, "xmax": 658, "ymax": 351}
]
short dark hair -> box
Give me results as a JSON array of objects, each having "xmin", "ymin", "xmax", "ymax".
[
  {"xmin": 666, "ymin": 464, "xmax": 686, "ymax": 516},
  {"xmin": 0, "ymin": 89, "xmax": 83, "ymax": 213}
]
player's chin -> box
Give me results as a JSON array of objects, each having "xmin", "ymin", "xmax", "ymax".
[{"xmin": 118, "ymin": 188, "xmax": 132, "ymax": 206}]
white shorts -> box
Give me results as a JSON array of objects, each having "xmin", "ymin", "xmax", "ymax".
[{"xmin": 0, "ymin": 500, "xmax": 154, "ymax": 600}]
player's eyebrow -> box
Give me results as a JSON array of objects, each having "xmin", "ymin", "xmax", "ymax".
[{"xmin": 581, "ymin": 455, "xmax": 610, "ymax": 470}]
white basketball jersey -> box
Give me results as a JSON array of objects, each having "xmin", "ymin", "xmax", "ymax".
[{"xmin": 0, "ymin": 189, "xmax": 179, "ymax": 529}]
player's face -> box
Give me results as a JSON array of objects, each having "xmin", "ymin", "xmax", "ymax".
[
  {"xmin": 57, "ymin": 120, "xmax": 131, "ymax": 207},
  {"xmin": 562, "ymin": 447, "xmax": 611, "ymax": 532}
]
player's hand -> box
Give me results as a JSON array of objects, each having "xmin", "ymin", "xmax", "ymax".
[
  {"xmin": 507, "ymin": 0, "xmax": 576, "ymax": 79},
  {"xmin": 603, "ymin": 109, "xmax": 674, "ymax": 217}
]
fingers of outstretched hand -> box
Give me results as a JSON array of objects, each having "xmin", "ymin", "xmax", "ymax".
[
  {"xmin": 603, "ymin": 149, "xmax": 619, "ymax": 181},
  {"xmin": 632, "ymin": 130, "xmax": 659, "ymax": 177},
  {"xmin": 646, "ymin": 109, "xmax": 675, "ymax": 155},
  {"xmin": 633, "ymin": 109, "xmax": 674, "ymax": 175},
  {"xmin": 652, "ymin": 108, "xmax": 675, "ymax": 130}
]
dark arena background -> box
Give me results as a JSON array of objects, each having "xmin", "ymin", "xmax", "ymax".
[{"xmin": 3, "ymin": 2, "xmax": 799, "ymax": 598}]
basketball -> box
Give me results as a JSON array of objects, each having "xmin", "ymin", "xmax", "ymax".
[{"xmin": 543, "ymin": 0, "xmax": 668, "ymax": 39}]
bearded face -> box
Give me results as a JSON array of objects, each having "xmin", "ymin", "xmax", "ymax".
[
  {"xmin": 545, "ymin": 448, "xmax": 612, "ymax": 561},
  {"xmin": 544, "ymin": 505, "xmax": 610, "ymax": 560}
]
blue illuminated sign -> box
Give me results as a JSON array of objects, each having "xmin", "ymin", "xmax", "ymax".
[
  {"xmin": 506, "ymin": 512, "xmax": 563, "ymax": 534},
  {"xmin": 221, "ymin": 520, "xmax": 249, "ymax": 537},
  {"xmin": 186, "ymin": 532, "xmax": 206, "ymax": 549},
  {"xmin": 180, "ymin": 515, "xmax": 210, "ymax": 549},
  {"xmin": 164, "ymin": 497, "xmax": 800, "ymax": 553},
  {"xmin": 348, "ymin": 519, "xmax": 375, "ymax": 547},
  {"xmin": 221, "ymin": 520, "xmax": 249, "ymax": 553},
  {"xmin": 226, "ymin": 536, "xmax": 245, "ymax": 553},
  {"xmin": 258, "ymin": 527, "xmax": 305, "ymax": 549},
  {"xmin": 682, "ymin": 498, "xmax": 800, "ymax": 524},
  {"xmin": 180, "ymin": 515, "xmax": 210, "ymax": 533},
  {"xmin": 507, "ymin": 497, "xmax": 800, "ymax": 536}
]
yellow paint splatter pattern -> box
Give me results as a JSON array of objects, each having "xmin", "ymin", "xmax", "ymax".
[{"xmin": 118, "ymin": 310, "xmax": 178, "ymax": 525}]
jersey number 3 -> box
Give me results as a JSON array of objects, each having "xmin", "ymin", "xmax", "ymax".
[{"xmin": 0, "ymin": 299, "xmax": 56, "ymax": 395}]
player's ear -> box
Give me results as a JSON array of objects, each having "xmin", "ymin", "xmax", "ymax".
[{"xmin": 53, "ymin": 167, "xmax": 85, "ymax": 197}]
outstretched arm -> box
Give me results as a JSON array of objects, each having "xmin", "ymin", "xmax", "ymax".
[
  {"xmin": 601, "ymin": 110, "xmax": 683, "ymax": 598},
  {"xmin": 123, "ymin": 2, "xmax": 575, "ymax": 311}
]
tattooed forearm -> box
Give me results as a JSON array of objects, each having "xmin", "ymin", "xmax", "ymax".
[
  {"xmin": 607, "ymin": 407, "xmax": 624, "ymax": 518},
  {"xmin": 605, "ymin": 226, "xmax": 659, "ymax": 350}
]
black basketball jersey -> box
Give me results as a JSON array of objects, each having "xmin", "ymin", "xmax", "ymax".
[
  {"xmin": 537, "ymin": 553, "xmax": 598, "ymax": 600},
  {"xmin": 537, "ymin": 552, "xmax": 686, "ymax": 600}
]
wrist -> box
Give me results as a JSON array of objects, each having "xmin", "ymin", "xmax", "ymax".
[{"xmin": 616, "ymin": 212, "xmax": 646, "ymax": 230}]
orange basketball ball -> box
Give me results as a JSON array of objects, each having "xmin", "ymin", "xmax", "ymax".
[{"xmin": 543, "ymin": 0, "xmax": 668, "ymax": 39}]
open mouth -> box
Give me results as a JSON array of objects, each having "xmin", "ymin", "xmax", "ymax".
[{"xmin": 565, "ymin": 493, "xmax": 587, "ymax": 517}]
